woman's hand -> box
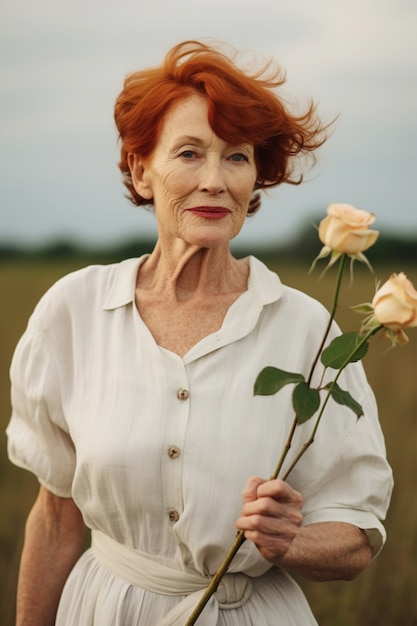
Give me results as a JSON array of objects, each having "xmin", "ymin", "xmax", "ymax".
[
  {"xmin": 235, "ymin": 476, "xmax": 303, "ymax": 564},
  {"xmin": 236, "ymin": 476, "xmax": 373, "ymax": 581}
]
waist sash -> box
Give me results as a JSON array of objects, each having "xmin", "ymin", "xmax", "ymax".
[{"xmin": 91, "ymin": 529, "xmax": 254, "ymax": 625}]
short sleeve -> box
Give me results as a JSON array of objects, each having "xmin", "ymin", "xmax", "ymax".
[
  {"xmin": 6, "ymin": 312, "xmax": 76, "ymax": 497},
  {"xmin": 289, "ymin": 361, "xmax": 393, "ymax": 557}
]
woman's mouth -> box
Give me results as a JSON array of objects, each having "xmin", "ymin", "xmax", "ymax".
[{"xmin": 187, "ymin": 207, "xmax": 231, "ymax": 220}]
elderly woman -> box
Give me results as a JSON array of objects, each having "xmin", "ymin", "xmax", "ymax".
[{"xmin": 7, "ymin": 41, "xmax": 392, "ymax": 625}]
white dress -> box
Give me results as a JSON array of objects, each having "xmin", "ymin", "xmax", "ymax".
[{"xmin": 7, "ymin": 255, "xmax": 393, "ymax": 625}]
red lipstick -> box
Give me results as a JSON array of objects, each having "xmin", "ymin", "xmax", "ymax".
[{"xmin": 187, "ymin": 207, "xmax": 230, "ymax": 220}]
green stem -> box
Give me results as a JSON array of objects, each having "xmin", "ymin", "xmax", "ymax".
[
  {"xmin": 269, "ymin": 255, "xmax": 348, "ymax": 481},
  {"xmin": 282, "ymin": 325, "xmax": 382, "ymax": 481},
  {"xmin": 184, "ymin": 531, "xmax": 246, "ymax": 625},
  {"xmin": 307, "ymin": 254, "xmax": 347, "ymax": 386},
  {"xmin": 269, "ymin": 414, "xmax": 298, "ymax": 480}
]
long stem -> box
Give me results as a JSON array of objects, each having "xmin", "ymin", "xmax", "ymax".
[
  {"xmin": 307, "ymin": 254, "xmax": 347, "ymax": 386},
  {"xmin": 270, "ymin": 255, "xmax": 347, "ymax": 480},
  {"xmin": 282, "ymin": 325, "xmax": 382, "ymax": 481},
  {"xmin": 271, "ymin": 255, "xmax": 347, "ymax": 481},
  {"xmin": 184, "ymin": 531, "xmax": 246, "ymax": 625},
  {"xmin": 269, "ymin": 414, "xmax": 298, "ymax": 479}
]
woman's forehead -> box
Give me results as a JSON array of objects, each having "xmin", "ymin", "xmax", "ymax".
[{"xmin": 156, "ymin": 94, "xmax": 253, "ymax": 150}]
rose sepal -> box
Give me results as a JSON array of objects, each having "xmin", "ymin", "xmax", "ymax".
[{"xmin": 309, "ymin": 246, "xmax": 342, "ymax": 274}]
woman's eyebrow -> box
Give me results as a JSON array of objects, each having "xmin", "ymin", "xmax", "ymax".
[
  {"xmin": 174, "ymin": 135, "xmax": 204, "ymax": 145},
  {"xmin": 170, "ymin": 136, "xmax": 207, "ymax": 154}
]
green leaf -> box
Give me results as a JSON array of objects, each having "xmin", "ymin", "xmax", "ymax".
[
  {"xmin": 324, "ymin": 382, "xmax": 364, "ymax": 419},
  {"xmin": 254, "ymin": 367, "xmax": 305, "ymax": 396},
  {"xmin": 292, "ymin": 382, "xmax": 320, "ymax": 424},
  {"xmin": 320, "ymin": 332, "xmax": 369, "ymax": 369}
]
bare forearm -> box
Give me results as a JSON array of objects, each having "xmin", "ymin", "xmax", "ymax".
[
  {"xmin": 17, "ymin": 523, "xmax": 80, "ymax": 625},
  {"xmin": 236, "ymin": 479, "xmax": 373, "ymax": 583},
  {"xmin": 278, "ymin": 522, "xmax": 373, "ymax": 581},
  {"xmin": 16, "ymin": 488, "xmax": 85, "ymax": 626}
]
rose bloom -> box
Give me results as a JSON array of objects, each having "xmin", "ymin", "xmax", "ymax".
[
  {"xmin": 372, "ymin": 273, "xmax": 417, "ymax": 331},
  {"xmin": 318, "ymin": 203, "xmax": 379, "ymax": 255}
]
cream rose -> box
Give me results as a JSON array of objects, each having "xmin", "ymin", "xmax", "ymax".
[
  {"xmin": 318, "ymin": 203, "xmax": 379, "ymax": 255},
  {"xmin": 372, "ymin": 273, "xmax": 417, "ymax": 330}
]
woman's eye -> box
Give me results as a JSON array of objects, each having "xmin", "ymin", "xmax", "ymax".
[
  {"xmin": 230, "ymin": 153, "xmax": 249, "ymax": 162},
  {"xmin": 180, "ymin": 150, "xmax": 196, "ymax": 159}
]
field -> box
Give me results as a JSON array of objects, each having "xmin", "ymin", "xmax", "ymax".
[{"xmin": 0, "ymin": 257, "xmax": 416, "ymax": 625}]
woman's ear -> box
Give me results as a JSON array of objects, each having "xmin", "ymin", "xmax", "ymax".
[{"xmin": 127, "ymin": 154, "xmax": 153, "ymax": 200}]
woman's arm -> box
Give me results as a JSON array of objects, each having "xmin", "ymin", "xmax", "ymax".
[
  {"xmin": 16, "ymin": 485, "xmax": 86, "ymax": 626},
  {"xmin": 236, "ymin": 476, "xmax": 372, "ymax": 582}
]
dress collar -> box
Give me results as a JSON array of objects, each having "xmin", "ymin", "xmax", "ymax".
[
  {"xmin": 101, "ymin": 254, "xmax": 284, "ymax": 311},
  {"xmin": 102, "ymin": 256, "xmax": 147, "ymax": 310}
]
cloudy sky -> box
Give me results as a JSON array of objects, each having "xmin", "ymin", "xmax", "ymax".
[{"xmin": 1, "ymin": 0, "xmax": 416, "ymax": 250}]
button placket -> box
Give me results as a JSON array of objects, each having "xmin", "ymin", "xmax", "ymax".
[{"xmin": 163, "ymin": 365, "xmax": 190, "ymax": 525}]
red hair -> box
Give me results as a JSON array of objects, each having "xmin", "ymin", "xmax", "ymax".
[{"xmin": 114, "ymin": 40, "xmax": 328, "ymax": 208}]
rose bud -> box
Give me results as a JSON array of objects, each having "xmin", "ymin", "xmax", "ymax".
[
  {"xmin": 319, "ymin": 203, "xmax": 379, "ymax": 255},
  {"xmin": 372, "ymin": 273, "xmax": 417, "ymax": 331}
]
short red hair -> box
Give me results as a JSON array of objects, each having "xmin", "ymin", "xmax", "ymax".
[{"xmin": 114, "ymin": 40, "xmax": 328, "ymax": 208}]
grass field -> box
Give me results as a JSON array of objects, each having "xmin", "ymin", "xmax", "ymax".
[{"xmin": 0, "ymin": 257, "xmax": 416, "ymax": 625}]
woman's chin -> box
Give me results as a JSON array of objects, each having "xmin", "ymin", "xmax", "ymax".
[
  {"xmin": 183, "ymin": 233, "xmax": 236, "ymax": 249},
  {"xmin": 180, "ymin": 221, "xmax": 243, "ymax": 248}
]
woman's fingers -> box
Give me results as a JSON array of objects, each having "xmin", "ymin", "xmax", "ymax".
[
  {"xmin": 241, "ymin": 476, "xmax": 266, "ymax": 505},
  {"xmin": 236, "ymin": 477, "xmax": 303, "ymax": 563},
  {"xmin": 241, "ymin": 477, "xmax": 303, "ymax": 512}
]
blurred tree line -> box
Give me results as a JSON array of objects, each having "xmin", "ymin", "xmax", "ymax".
[{"xmin": 0, "ymin": 219, "xmax": 415, "ymax": 266}]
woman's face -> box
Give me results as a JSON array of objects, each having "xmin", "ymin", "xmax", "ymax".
[{"xmin": 129, "ymin": 94, "xmax": 257, "ymax": 249}]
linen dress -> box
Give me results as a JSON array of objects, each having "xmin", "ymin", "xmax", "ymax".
[{"xmin": 7, "ymin": 255, "xmax": 393, "ymax": 625}]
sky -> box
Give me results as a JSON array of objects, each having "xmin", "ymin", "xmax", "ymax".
[{"xmin": 1, "ymin": 0, "xmax": 416, "ymax": 251}]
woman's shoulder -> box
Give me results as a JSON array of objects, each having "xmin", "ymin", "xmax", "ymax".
[
  {"xmin": 53, "ymin": 256, "xmax": 139, "ymax": 286},
  {"xmin": 32, "ymin": 257, "xmax": 141, "ymax": 323},
  {"xmin": 281, "ymin": 282, "xmax": 328, "ymax": 312},
  {"xmin": 249, "ymin": 255, "xmax": 329, "ymax": 320}
]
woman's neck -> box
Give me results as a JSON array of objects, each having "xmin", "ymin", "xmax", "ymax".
[{"xmin": 137, "ymin": 241, "xmax": 248, "ymax": 302}]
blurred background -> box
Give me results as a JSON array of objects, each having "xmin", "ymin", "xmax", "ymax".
[{"xmin": 1, "ymin": 0, "xmax": 416, "ymax": 624}]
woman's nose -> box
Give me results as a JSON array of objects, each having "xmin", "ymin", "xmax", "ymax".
[{"xmin": 198, "ymin": 159, "xmax": 226, "ymax": 194}]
